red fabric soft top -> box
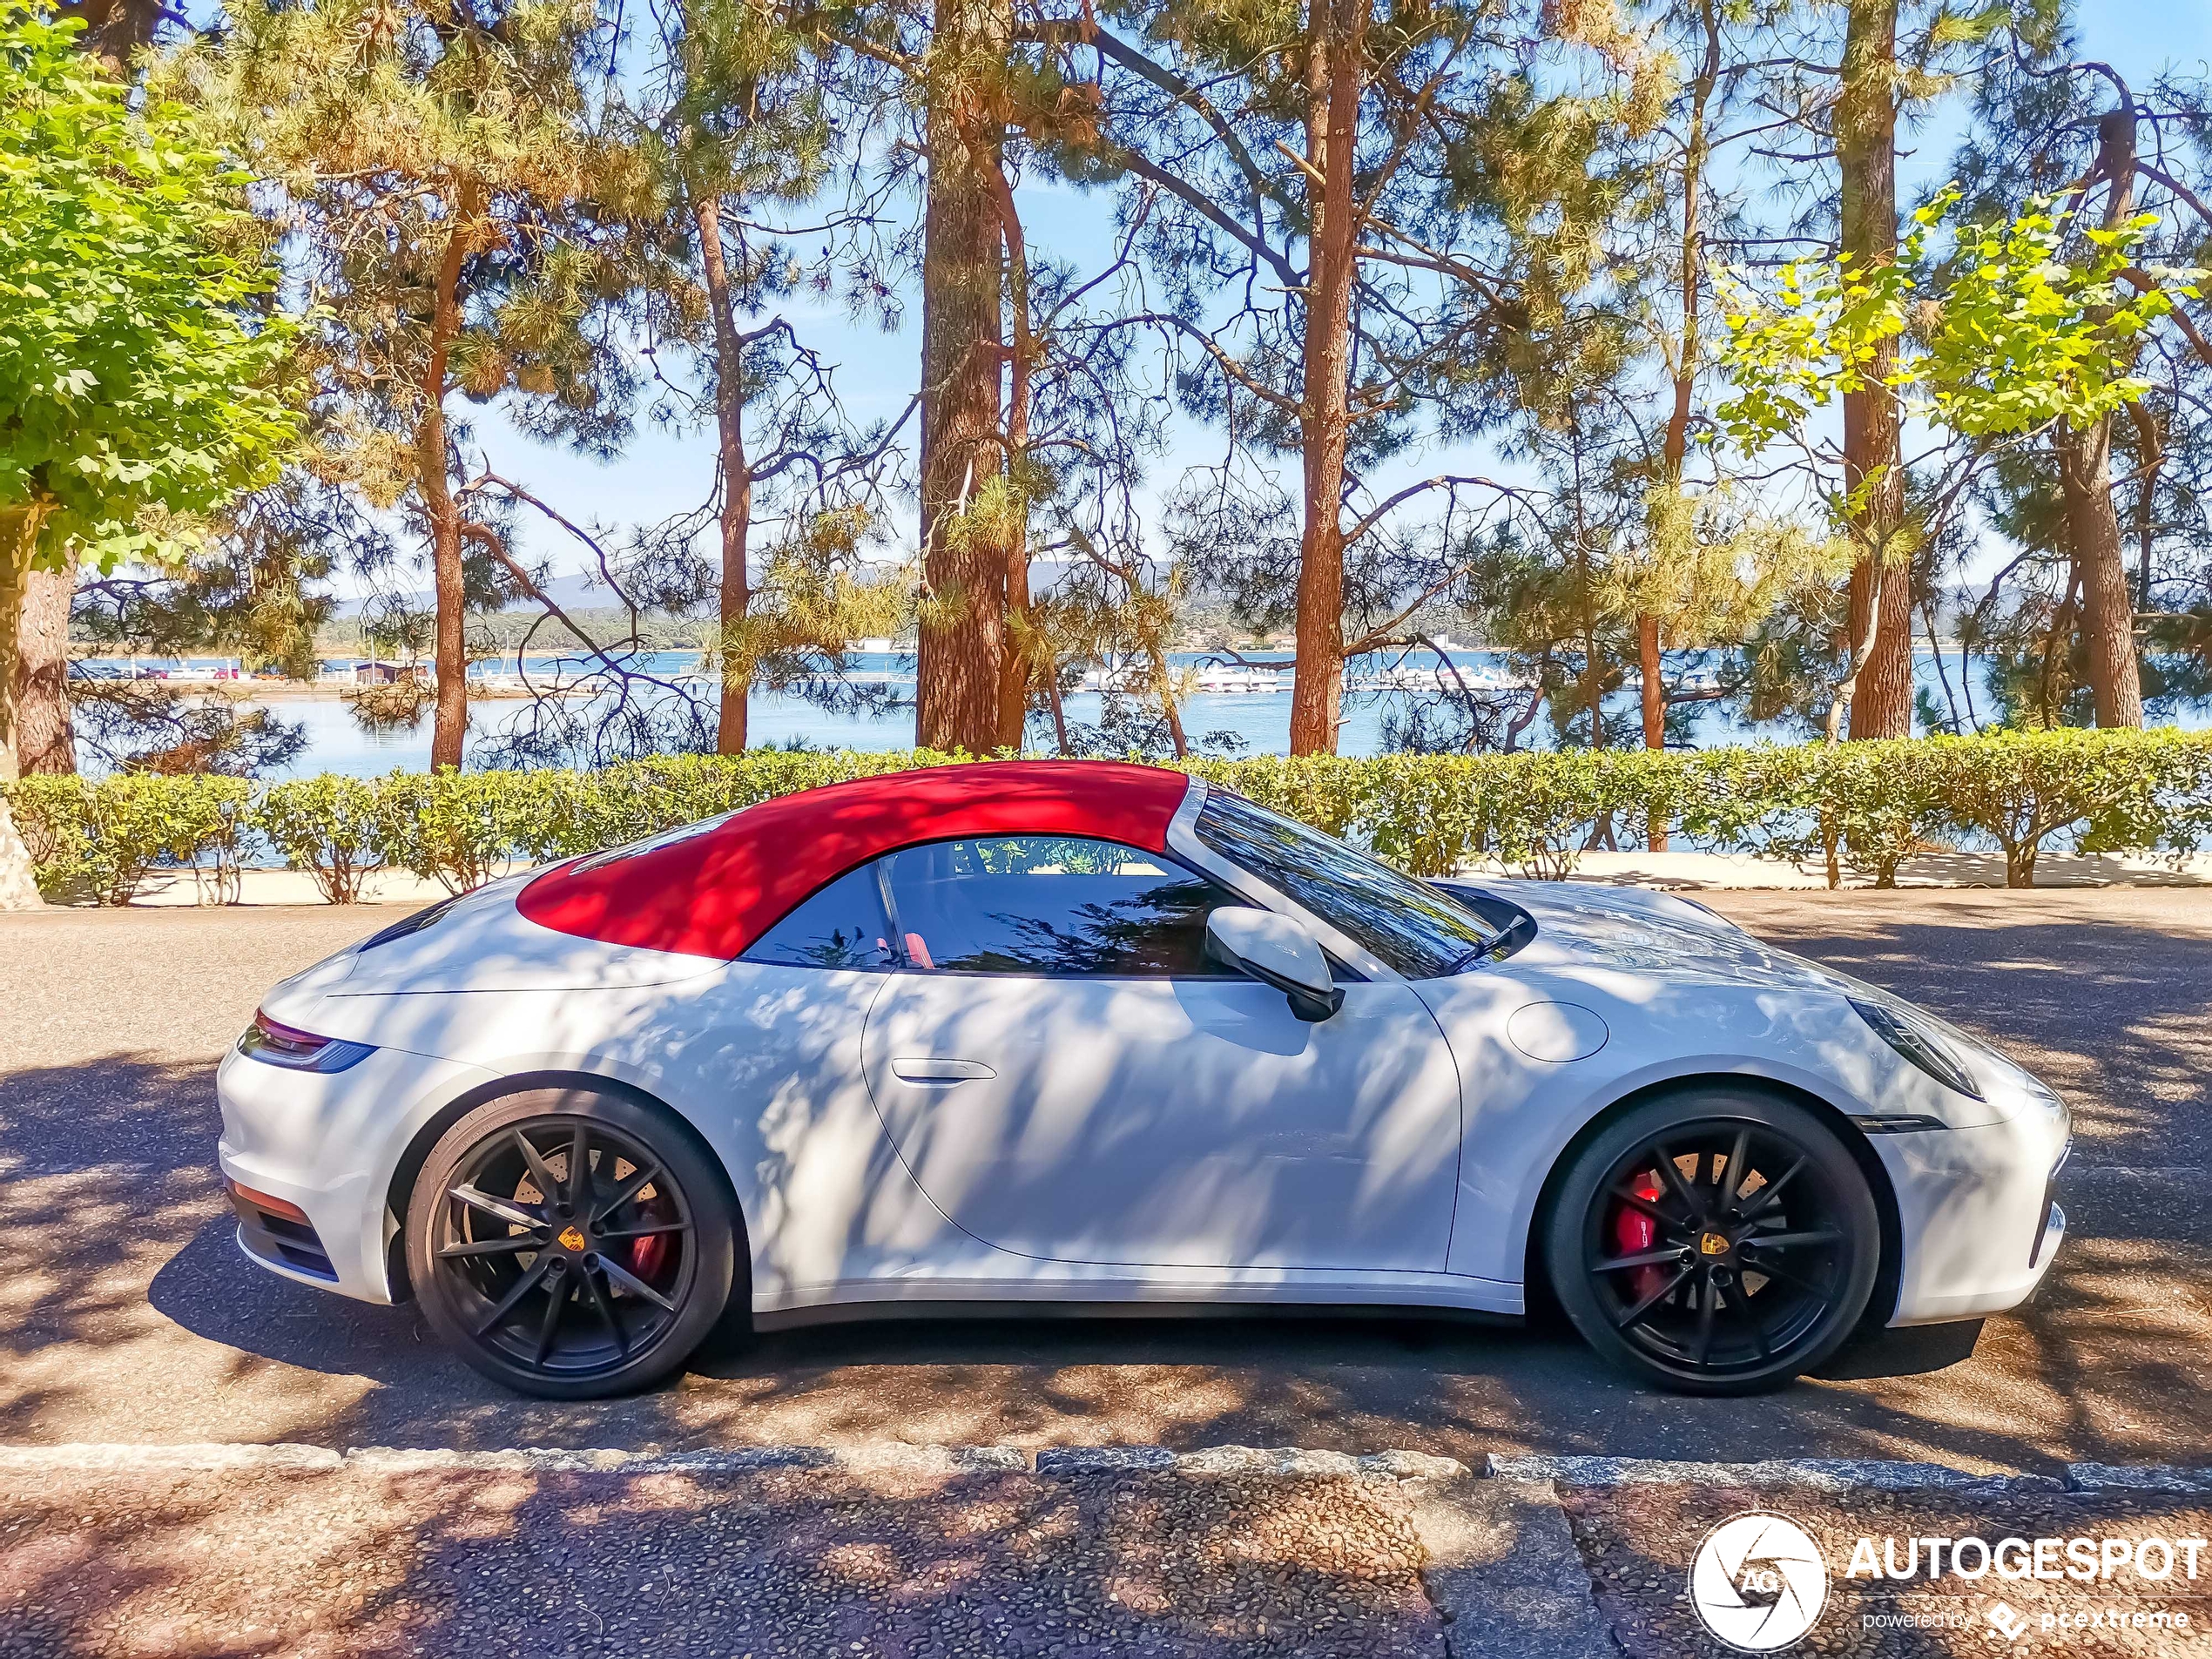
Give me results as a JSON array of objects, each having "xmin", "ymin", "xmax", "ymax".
[{"xmin": 516, "ymin": 759, "xmax": 1195, "ymax": 961}]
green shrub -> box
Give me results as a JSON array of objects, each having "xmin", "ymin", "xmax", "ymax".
[
  {"xmin": 3, "ymin": 774, "xmax": 91, "ymax": 895},
  {"xmin": 0, "ymin": 772, "xmax": 254, "ymax": 904},
  {"xmin": 10, "ymin": 727, "xmax": 2209, "ymax": 907},
  {"xmin": 1927, "ymin": 728, "xmax": 2176, "ymax": 887},
  {"xmin": 254, "ymin": 774, "xmax": 387, "ymax": 903},
  {"xmin": 159, "ymin": 775, "xmax": 256, "ymax": 904},
  {"xmin": 374, "ymin": 769, "xmax": 539, "ymax": 894}
]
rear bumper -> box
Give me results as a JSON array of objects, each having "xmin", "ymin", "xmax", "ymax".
[{"xmin": 1876, "ymin": 1108, "xmax": 2072, "ymax": 1326}]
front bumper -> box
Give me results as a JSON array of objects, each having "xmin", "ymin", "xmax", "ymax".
[
  {"xmin": 216, "ymin": 1038, "xmax": 497, "ymax": 1305},
  {"xmin": 1876, "ymin": 1103, "xmax": 2072, "ymax": 1326}
]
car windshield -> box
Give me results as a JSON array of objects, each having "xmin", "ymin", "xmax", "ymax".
[{"xmin": 1192, "ymin": 789, "xmax": 1501, "ymax": 979}]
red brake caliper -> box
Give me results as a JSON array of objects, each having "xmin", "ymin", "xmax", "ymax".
[
  {"xmin": 630, "ymin": 1186, "xmax": 671, "ymax": 1280},
  {"xmin": 1615, "ymin": 1174, "xmax": 1667, "ymax": 1304}
]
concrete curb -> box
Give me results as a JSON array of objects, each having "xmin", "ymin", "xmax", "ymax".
[
  {"xmin": 1033, "ymin": 1445, "xmax": 1467, "ymax": 1480},
  {"xmin": 0, "ymin": 1440, "xmax": 1467, "ymax": 1482},
  {"xmin": 1406, "ymin": 1473, "xmax": 1615, "ymax": 1659},
  {"xmin": 2, "ymin": 1443, "xmax": 2204, "ymax": 1496},
  {"xmin": 2066, "ymin": 1462, "xmax": 2212, "ymax": 1494},
  {"xmin": 1487, "ymin": 1453, "xmax": 2064, "ymax": 1494},
  {"xmin": 1489, "ymin": 1452, "xmax": 2212, "ymax": 1497}
]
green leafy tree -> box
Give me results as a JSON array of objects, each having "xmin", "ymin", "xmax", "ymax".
[
  {"xmin": 1949, "ymin": 12, "xmax": 2212, "ymax": 728},
  {"xmin": 0, "ymin": 2, "xmax": 296, "ymax": 905},
  {"xmin": 1712, "ymin": 186, "xmax": 2185, "ymax": 738}
]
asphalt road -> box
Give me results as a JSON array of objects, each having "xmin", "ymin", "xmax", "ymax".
[{"xmin": 1, "ymin": 890, "xmax": 2207, "ymax": 1477}]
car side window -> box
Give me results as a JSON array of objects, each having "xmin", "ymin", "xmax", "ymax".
[
  {"xmin": 741, "ymin": 866, "xmax": 900, "ymax": 970},
  {"xmin": 875, "ymin": 835, "xmax": 1248, "ymax": 977}
]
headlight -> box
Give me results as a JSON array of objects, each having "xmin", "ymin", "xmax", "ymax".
[
  {"xmin": 1849, "ymin": 997, "xmax": 1983, "ymax": 1100},
  {"xmin": 238, "ymin": 1009, "xmax": 374, "ymax": 1074}
]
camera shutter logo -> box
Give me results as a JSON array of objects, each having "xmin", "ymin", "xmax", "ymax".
[{"xmin": 1689, "ymin": 1512, "xmax": 1830, "ymax": 1651}]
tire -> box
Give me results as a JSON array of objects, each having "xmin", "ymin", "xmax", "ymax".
[
  {"xmin": 404, "ymin": 1088, "xmax": 737, "ymax": 1399},
  {"xmin": 1544, "ymin": 1088, "xmax": 1881, "ymax": 1396}
]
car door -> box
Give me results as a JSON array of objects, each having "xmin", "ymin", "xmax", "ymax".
[{"xmin": 855, "ymin": 833, "xmax": 1464, "ymax": 1273}]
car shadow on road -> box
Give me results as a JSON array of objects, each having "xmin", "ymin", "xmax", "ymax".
[{"xmin": 3, "ymin": 1004, "xmax": 2208, "ymax": 1477}]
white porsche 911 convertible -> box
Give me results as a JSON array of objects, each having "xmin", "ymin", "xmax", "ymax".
[{"xmin": 217, "ymin": 760, "xmax": 2069, "ymax": 1399}]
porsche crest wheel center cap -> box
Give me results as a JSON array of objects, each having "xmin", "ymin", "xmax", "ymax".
[
  {"xmin": 1700, "ymin": 1231, "xmax": 1731, "ymax": 1257},
  {"xmin": 556, "ymin": 1225, "xmax": 587, "ymax": 1252}
]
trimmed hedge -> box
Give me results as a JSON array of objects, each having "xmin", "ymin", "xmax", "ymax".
[{"xmin": 8, "ymin": 729, "xmax": 2211, "ymax": 905}]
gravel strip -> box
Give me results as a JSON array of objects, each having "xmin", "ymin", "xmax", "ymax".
[{"xmin": 0, "ymin": 1457, "xmax": 1450, "ymax": 1659}]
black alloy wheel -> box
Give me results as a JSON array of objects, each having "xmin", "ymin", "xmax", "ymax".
[
  {"xmin": 406, "ymin": 1089, "xmax": 736, "ymax": 1399},
  {"xmin": 1546, "ymin": 1089, "xmax": 1881, "ymax": 1394}
]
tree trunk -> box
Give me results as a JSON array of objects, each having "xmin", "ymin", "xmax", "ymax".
[
  {"xmin": 992, "ymin": 165, "xmax": 1035, "ymax": 752},
  {"xmin": 15, "ymin": 556, "xmax": 76, "ymax": 774},
  {"xmin": 1825, "ymin": 552, "xmax": 1893, "ymax": 742},
  {"xmin": 1286, "ymin": 0, "xmax": 1366, "ymax": 757},
  {"xmin": 695, "ymin": 192, "xmax": 752, "ymax": 755},
  {"xmin": 0, "ymin": 507, "xmax": 49, "ymax": 908},
  {"xmin": 2060, "ymin": 415, "xmax": 2144, "ymax": 726},
  {"xmin": 1637, "ymin": 611, "xmax": 1667, "ymax": 848},
  {"xmin": 1658, "ymin": 0, "xmax": 1717, "ymax": 480},
  {"xmin": 421, "ymin": 185, "xmax": 478, "ymax": 772},
  {"xmin": 0, "ymin": 793, "xmax": 41, "ymax": 910},
  {"xmin": 1837, "ymin": 0, "xmax": 1912, "ymax": 739},
  {"xmin": 1635, "ymin": 0, "xmax": 1716, "ymax": 853},
  {"xmin": 61, "ymin": 0, "xmax": 167, "ymax": 69},
  {"xmin": 0, "ymin": 505, "xmax": 52, "ymax": 783},
  {"xmin": 2126, "ymin": 399, "xmax": 2162, "ymax": 611},
  {"xmin": 915, "ymin": 0, "xmax": 1011, "ymax": 754},
  {"xmin": 2058, "ymin": 105, "xmax": 2145, "ymax": 727}
]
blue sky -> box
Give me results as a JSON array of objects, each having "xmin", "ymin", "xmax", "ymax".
[{"xmin": 440, "ymin": 3, "xmax": 2212, "ymax": 606}]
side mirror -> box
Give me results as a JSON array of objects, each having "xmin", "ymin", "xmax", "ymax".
[{"xmin": 1205, "ymin": 908, "xmax": 1345, "ymax": 1022}]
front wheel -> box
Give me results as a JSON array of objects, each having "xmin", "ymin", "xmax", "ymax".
[
  {"xmin": 1545, "ymin": 1089, "xmax": 1881, "ymax": 1395},
  {"xmin": 405, "ymin": 1089, "xmax": 736, "ymax": 1399}
]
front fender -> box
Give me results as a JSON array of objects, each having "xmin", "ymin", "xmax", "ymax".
[{"xmin": 1415, "ymin": 968, "xmax": 1963, "ymax": 1285}]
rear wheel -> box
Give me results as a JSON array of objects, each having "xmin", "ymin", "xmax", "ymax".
[
  {"xmin": 1546, "ymin": 1089, "xmax": 1881, "ymax": 1395},
  {"xmin": 405, "ymin": 1089, "xmax": 735, "ymax": 1399}
]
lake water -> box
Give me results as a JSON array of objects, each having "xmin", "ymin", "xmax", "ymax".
[{"xmin": 97, "ymin": 647, "xmax": 2205, "ymax": 775}]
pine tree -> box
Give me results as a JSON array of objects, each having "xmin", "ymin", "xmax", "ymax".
[
  {"xmin": 1060, "ymin": 0, "xmax": 1622, "ymax": 752},
  {"xmin": 172, "ymin": 0, "xmax": 648, "ymax": 770},
  {"xmin": 644, "ymin": 0, "xmax": 847, "ymax": 752}
]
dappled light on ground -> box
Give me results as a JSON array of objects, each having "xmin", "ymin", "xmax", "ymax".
[
  {"xmin": 0, "ymin": 1463, "xmax": 1445, "ymax": 1658},
  {"xmin": 0, "ymin": 894, "xmax": 2205, "ymax": 1474}
]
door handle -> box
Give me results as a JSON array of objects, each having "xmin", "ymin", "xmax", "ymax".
[{"xmin": 891, "ymin": 1056, "xmax": 996, "ymax": 1082}]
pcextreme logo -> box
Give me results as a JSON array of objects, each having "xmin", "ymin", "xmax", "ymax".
[{"xmin": 1689, "ymin": 1512, "xmax": 1831, "ymax": 1651}]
